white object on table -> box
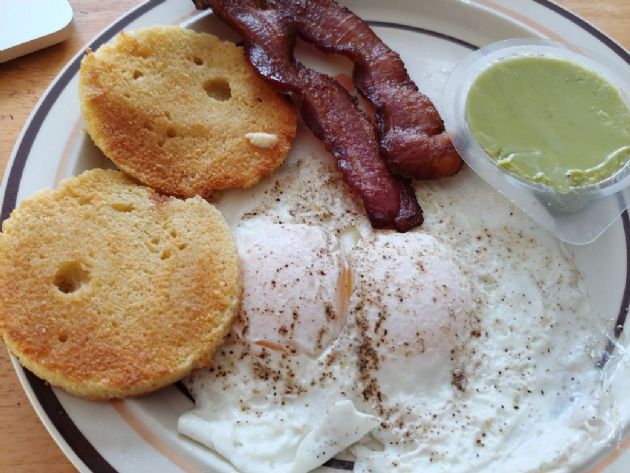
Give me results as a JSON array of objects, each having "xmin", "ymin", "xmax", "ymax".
[{"xmin": 0, "ymin": 0, "xmax": 73, "ymax": 63}]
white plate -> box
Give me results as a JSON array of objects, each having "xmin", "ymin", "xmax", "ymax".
[{"xmin": 3, "ymin": 1, "xmax": 630, "ymax": 472}]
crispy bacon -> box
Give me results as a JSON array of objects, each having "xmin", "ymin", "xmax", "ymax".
[
  {"xmin": 199, "ymin": 0, "xmax": 423, "ymax": 231},
  {"xmin": 281, "ymin": 0, "xmax": 463, "ymax": 180}
]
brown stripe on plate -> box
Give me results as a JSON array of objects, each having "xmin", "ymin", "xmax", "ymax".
[
  {"xmin": 111, "ymin": 400, "xmax": 206, "ymax": 473},
  {"xmin": 476, "ymin": 0, "xmax": 568, "ymax": 43},
  {"xmin": 54, "ymin": 119, "xmax": 84, "ymax": 186}
]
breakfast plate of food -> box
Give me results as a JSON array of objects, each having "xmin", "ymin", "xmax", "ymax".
[{"xmin": 2, "ymin": 1, "xmax": 630, "ymax": 472}]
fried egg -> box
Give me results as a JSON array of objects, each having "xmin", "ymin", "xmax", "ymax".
[
  {"xmin": 178, "ymin": 138, "xmax": 615, "ymax": 473},
  {"xmin": 179, "ymin": 218, "xmax": 378, "ymax": 473}
]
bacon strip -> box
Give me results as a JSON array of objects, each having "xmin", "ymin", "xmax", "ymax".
[
  {"xmin": 198, "ymin": 0, "xmax": 423, "ymax": 231},
  {"xmin": 281, "ymin": 0, "xmax": 463, "ymax": 180}
]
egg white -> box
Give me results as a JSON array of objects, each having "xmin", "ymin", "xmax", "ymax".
[{"xmin": 178, "ymin": 132, "xmax": 616, "ymax": 473}]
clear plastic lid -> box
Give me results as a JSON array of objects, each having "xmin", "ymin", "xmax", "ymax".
[{"xmin": 442, "ymin": 39, "xmax": 630, "ymax": 245}]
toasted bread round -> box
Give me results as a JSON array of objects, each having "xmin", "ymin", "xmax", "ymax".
[
  {"xmin": 79, "ymin": 26, "xmax": 297, "ymax": 197},
  {"xmin": 0, "ymin": 169, "xmax": 241, "ymax": 400}
]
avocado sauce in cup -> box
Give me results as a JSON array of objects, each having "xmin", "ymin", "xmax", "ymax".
[{"xmin": 442, "ymin": 39, "xmax": 630, "ymax": 245}]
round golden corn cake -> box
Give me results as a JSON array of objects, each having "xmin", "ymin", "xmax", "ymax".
[
  {"xmin": 0, "ymin": 169, "xmax": 241, "ymax": 400},
  {"xmin": 79, "ymin": 26, "xmax": 297, "ymax": 197}
]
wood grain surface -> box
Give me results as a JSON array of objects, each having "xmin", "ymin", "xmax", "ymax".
[{"xmin": 1, "ymin": 1, "xmax": 630, "ymax": 471}]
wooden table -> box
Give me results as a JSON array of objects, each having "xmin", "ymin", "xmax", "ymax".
[{"xmin": 1, "ymin": 1, "xmax": 630, "ymax": 471}]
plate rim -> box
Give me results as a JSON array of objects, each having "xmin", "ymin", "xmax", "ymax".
[{"xmin": 2, "ymin": 1, "xmax": 630, "ymax": 472}]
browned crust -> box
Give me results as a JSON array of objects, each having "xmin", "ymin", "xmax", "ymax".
[
  {"xmin": 79, "ymin": 26, "xmax": 297, "ymax": 198},
  {"xmin": 0, "ymin": 169, "xmax": 241, "ymax": 400}
]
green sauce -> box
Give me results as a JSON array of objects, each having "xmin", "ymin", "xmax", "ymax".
[{"xmin": 466, "ymin": 56, "xmax": 630, "ymax": 193}]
